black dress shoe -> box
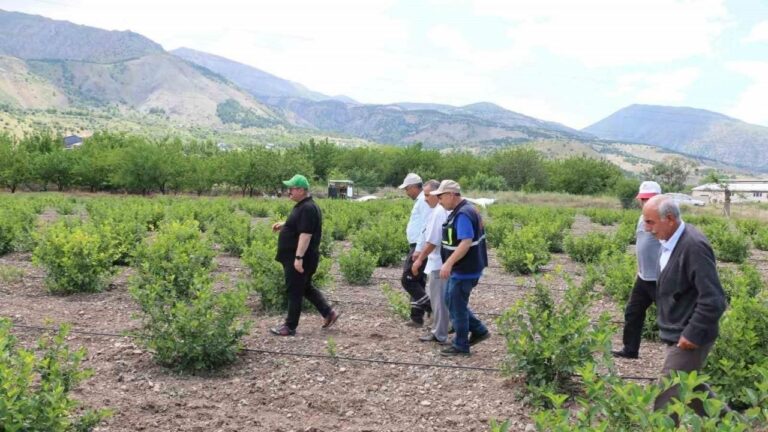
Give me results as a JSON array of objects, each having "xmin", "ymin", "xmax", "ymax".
[
  {"xmin": 440, "ymin": 346, "xmax": 470, "ymax": 357},
  {"xmin": 405, "ymin": 320, "xmax": 424, "ymax": 328},
  {"xmin": 611, "ymin": 349, "xmax": 639, "ymax": 359},
  {"xmin": 469, "ymin": 331, "xmax": 490, "ymax": 346}
]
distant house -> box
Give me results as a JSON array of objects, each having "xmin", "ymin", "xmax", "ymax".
[
  {"xmin": 62, "ymin": 135, "xmax": 83, "ymax": 150},
  {"xmin": 692, "ymin": 180, "xmax": 768, "ymax": 204}
]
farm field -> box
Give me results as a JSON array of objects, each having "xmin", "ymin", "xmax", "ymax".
[{"xmin": 1, "ymin": 192, "xmax": 768, "ymax": 431}]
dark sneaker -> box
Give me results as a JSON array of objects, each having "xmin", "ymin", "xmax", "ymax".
[
  {"xmin": 405, "ymin": 320, "xmax": 424, "ymax": 328},
  {"xmin": 322, "ymin": 310, "xmax": 341, "ymax": 329},
  {"xmin": 611, "ymin": 349, "xmax": 639, "ymax": 359},
  {"xmin": 440, "ymin": 346, "xmax": 470, "ymax": 357},
  {"xmin": 469, "ymin": 331, "xmax": 491, "ymax": 346},
  {"xmin": 270, "ymin": 325, "xmax": 295, "ymax": 336}
]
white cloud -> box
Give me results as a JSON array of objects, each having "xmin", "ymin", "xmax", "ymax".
[
  {"xmin": 426, "ymin": 25, "xmax": 523, "ymax": 71},
  {"xmin": 610, "ymin": 68, "xmax": 701, "ymax": 104},
  {"xmin": 472, "ymin": 0, "xmax": 729, "ymax": 67},
  {"xmin": 726, "ymin": 61, "xmax": 768, "ymax": 125},
  {"xmin": 743, "ymin": 21, "xmax": 768, "ymax": 43}
]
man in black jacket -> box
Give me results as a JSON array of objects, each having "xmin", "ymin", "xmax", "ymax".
[
  {"xmin": 642, "ymin": 195, "xmax": 727, "ymax": 418},
  {"xmin": 270, "ymin": 174, "xmax": 340, "ymax": 336}
]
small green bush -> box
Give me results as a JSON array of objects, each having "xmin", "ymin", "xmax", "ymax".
[
  {"xmin": 354, "ymin": 221, "xmax": 408, "ymax": 267},
  {"xmin": 211, "ymin": 212, "xmax": 252, "ymax": 257},
  {"xmin": 705, "ymin": 293, "xmax": 768, "ymax": 409},
  {"xmin": 754, "ymin": 228, "xmax": 768, "ymax": 251},
  {"xmin": 339, "ymin": 247, "xmax": 377, "ymax": 285},
  {"xmin": 32, "ymin": 222, "xmax": 115, "ymax": 294},
  {"xmin": 498, "ymin": 225, "xmax": 551, "ymax": 274},
  {"xmin": 498, "ymin": 277, "xmax": 614, "ymax": 406},
  {"xmin": 735, "ymin": 218, "xmax": 764, "ymax": 238},
  {"xmin": 583, "ymin": 208, "xmax": 624, "ymax": 226},
  {"xmin": 594, "ymin": 251, "xmax": 636, "ymax": 301},
  {"xmin": 564, "ymin": 232, "xmax": 623, "ymax": 264},
  {"xmin": 241, "ymin": 239, "xmax": 285, "ymax": 312},
  {"xmin": 132, "ymin": 219, "xmax": 215, "ymax": 299},
  {"xmin": 719, "ymin": 263, "xmax": 765, "ymax": 303},
  {"xmin": 704, "ymin": 224, "xmax": 750, "ymax": 264},
  {"xmin": 132, "ymin": 281, "xmax": 250, "ymax": 372},
  {"xmin": 0, "ymin": 319, "xmax": 111, "ymax": 431},
  {"xmin": 381, "ymin": 283, "xmax": 410, "ymax": 321},
  {"xmin": 532, "ymin": 365, "xmax": 767, "ymax": 431}
]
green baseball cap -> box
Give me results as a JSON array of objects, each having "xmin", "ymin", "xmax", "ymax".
[{"xmin": 282, "ymin": 174, "xmax": 310, "ymax": 189}]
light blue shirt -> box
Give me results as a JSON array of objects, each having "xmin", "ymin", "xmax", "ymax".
[
  {"xmin": 407, "ymin": 191, "xmax": 431, "ymax": 248},
  {"xmin": 659, "ymin": 221, "xmax": 686, "ymax": 272}
]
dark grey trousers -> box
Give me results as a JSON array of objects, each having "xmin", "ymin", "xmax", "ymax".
[{"xmin": 653, "ymin": 342, "xmax": 717, "ymax": 418}]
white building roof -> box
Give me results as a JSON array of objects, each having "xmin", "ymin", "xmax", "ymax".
[{"xmin": 693, "ymin": 182, "xmax": 768, "ymax": 192}]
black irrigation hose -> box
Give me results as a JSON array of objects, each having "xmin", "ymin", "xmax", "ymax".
[{"xmin": 7, "ymin": 322, "xmax": 655, "ymax": 380}]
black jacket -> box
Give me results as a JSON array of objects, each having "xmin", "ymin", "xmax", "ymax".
[{"xmin": 656, "ymin": 225, "xmax": 726, "ymax": 346}]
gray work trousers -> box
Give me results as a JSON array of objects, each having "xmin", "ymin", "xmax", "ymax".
[{"xmin": 426, "ymin": 270, "xmax": 449, "ymax": 342}]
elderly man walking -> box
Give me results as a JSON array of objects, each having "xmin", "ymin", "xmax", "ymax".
[
  {"xmin": 613, "ymin": 181, "xmax": 663, "ymax": 359},
  {"xmin": 431, "ymin": 180, "xmax": 491, "ymax": 356},
  {"xmin": 270, "ymin": 174, "xmax": 340, "ymax": 336},
  {"xmin": 399, "ymin": 173, "xmax": 432, "ymax": 327},
  {"xmin": 412, "ymin": 179, "xmax": 450, "ymax": 344},
  {"xmin": 642, "ymin": 195, "xmax": 727, "ymax": 419}
]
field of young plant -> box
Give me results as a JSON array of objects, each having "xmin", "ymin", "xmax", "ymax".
[{"xmin": 2, "ymin": 193, "xmax": 768, "ymax": 431}]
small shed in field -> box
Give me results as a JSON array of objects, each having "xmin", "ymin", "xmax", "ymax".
[{"xmin": 328, "ymin": 180, "xmax": 354, "ymax": 199}]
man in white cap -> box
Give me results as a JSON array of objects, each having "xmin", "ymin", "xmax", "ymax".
[
  {"xmin": 612, "ymin": 180, "xmax": 663, "ymax": 359},
  {"xmin": 399, "ymin": 172, "xmax": 432, "ymax": 327}
]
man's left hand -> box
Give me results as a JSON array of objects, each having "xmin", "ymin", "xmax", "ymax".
[
  {"xmin": 677, "ymin": 335, "xmax": 698, "ymax": 351},
  {"xmin": 294, "ymin": 259, "xmax": 304, "ymax": 274},
  {"xmin": 411, "ymin": 258, "xmax": 422, "ymax": 276},
  {"xmin": 439, "ymin": 262, "xmax": 452, "ymax": 279}
]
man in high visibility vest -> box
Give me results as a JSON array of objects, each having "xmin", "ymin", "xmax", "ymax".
[{"xmin": 431, "ymin": 180, "xmax": 491, "ymax": 356}]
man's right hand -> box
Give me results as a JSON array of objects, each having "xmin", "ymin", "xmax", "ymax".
[{"xmin": 272, "ymin": 222, "xmax": 284, "ymax": 232}]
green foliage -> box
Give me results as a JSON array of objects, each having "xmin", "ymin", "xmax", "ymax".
[
  {"xmin": 719, "ymin": 263, "xmax": 765, "ymax": 303},
  {"xmin": 0, "ymin": 319, "xmax": 111, "ymax": 431},
  {"xmin": 353, "ymin": 220, "xmax": 408, "ymax": 267},
  {"xmin": 497, "ymin": 225, "xmax": 551, "ymax": 274},
  {"xmin": 131, "ymin": 220, "xmax": 215, "ymax": 299},
  {"xmin": 583, "ymin": 208, "xmax": 624, "ymax": 226},
  {"xmin": 497, "ymin": 277, "xmax": 614, "ymax": 406},
  {"xmin": 547, "ymin": 156, "xmax": 622, "ymax": 195},
  {"xmin": 754, "ymin": 227, "xmax": 768, "ymax": 251},
  {"xmin": 0, "ymin": 203, "xmax": 37, "ymax": 254},
  {"xmin": 590, "ymin": 251, "xmax": 636, "ymax": 301},
  {"xmin": 381, "ymin": 283, "xmax": 410, "ymax": 321},
  {"xmin": 614, "ymin": 177, "xmax": 641, "ymax": 209},
  {"xmin": 705, "ymin": 293, "xmax": 768, "ymax": 409},
  {"xmin": 241, "ymin": 232, "xmax": 287, "ymax": 312},
  {"xmin": 339, "ymin": 247, "xmax": 377, "ymax": 285},
  {"xmin": 326, "ymin": 336, "xmax": 338, "ymax": 358},
  {"xmin": 211, "ymin": 212, "xmax": 253, "ymax": 257},
  {"xmin": 532, "ymin": 365, "xmax": 766, "ymax": 431},
  {"xmin": 216, "ymin": 99, "xmax": 277, "ymax": 128},
  {"xmin": 491, "ymin": 147, "xmax": 548, "ymax": 191},
  {"xmin": 735, "ymin": 218, "xmax": 764, "ymax": 238},
  {"xmin": 131, "ymin": 280, "xmax": 250, "ymax": 372},
  {"xmin": 32, "ymin": 221, "xmax": 115, "ymax": 294},
  {"xmin": 459, "ymin": 172, "xmax": 507, "ymax": 191},
  {"xmin": 564, "ymin": 232, "xmax": 623, "ymax": 264},
  {"xmin": 0, "ymin": 264, "xmax": 24, "ymax": 284},
  {"xmin": 703, "ymin": 224, "xmax": 750, "ymax": 264},
  {"xmin": 646, "ymin": 157, "xmax": 694, "ymax": 192}
]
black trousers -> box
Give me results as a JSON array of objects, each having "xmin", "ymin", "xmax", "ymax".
[
  {"xmin": 401, "ymin": 244, "xmax": 429, "ymax": 323},
  {"xmin": 282, "ymin": 260, "xmax": 331, "ymax": 330},
  {"xmin": 622, "ymin": 276, "xmax": 657, "ymax": 354}
]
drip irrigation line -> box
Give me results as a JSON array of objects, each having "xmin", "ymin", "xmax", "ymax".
[{"xmin": 7, "ymin": 321, "xmax": 655, "ymax": 380}]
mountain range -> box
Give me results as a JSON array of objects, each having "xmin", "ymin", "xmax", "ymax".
[{"xmin": 1, "ymin": 9, "xmax": 767, "ymax": 171}]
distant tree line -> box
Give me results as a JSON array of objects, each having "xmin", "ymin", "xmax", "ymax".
[{"xmin": 0, "ymin": 131, "xmax": 678, "ymax": 197}]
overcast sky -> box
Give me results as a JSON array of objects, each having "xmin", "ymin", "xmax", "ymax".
[{"xmin": 2, "ymin": 0, "xmax": 768, "ymax": 128}]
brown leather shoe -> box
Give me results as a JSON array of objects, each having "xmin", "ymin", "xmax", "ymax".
[
  {"xmin": 270, "ymin": 324, "xmax": 295, "ymax": 336},
  {"xmin": 322, "ymin": 310, "xmax": 341, "ymax": 329}
]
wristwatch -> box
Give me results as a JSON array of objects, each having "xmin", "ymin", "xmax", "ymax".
[{"xmin": 295, "ymin": 256, "xmax": 303, "ymax": 260}]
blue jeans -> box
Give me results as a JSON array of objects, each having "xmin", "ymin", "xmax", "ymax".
[{"xmin": 446, "ymin": 277, "xmax": 488, "ymax": 353}]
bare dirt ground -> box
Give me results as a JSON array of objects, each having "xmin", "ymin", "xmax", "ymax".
[{"xmin": 2, "ymin": 217, "xmax": 765, "ymax": 431}]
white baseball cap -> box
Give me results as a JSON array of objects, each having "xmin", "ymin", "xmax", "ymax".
[
  {"xmin": 636, "ymin": 181, "xmax": 662, "ymax": 199},
  {"xmin": 430, "ymin": 179, "xmax": 461, "ymax": 195},
  {"xmin": 398, "ymin": 173, "xmax": 423, "ymax": 189}
]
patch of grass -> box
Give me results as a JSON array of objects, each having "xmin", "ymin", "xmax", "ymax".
[
  {"xmin": 0, "ymin": 264, "xmax": 24, "ymax": 284},
  {"xmin": 380, "ymin": 283, "xmax": 410, "ymax": 321}
]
